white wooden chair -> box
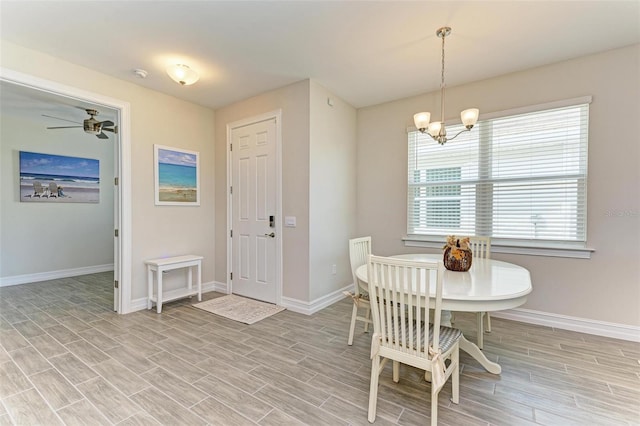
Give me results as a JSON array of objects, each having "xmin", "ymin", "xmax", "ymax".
[
  {"xmin": 48, "ymin": 182, "xmax": 58, "ymax": 198},
  {"xmin": 347, "ymin": 236, "xmax": 373, "ymax": 345},
  {"xmin": 32, "ymin": 181, "xmax": 45, "ymax": 197},
  {"xmin": 367, "ymin": 255, "xmax": 461, "ymax": 426},
  {"xmin": 469, "ymin": 236, "xmax": 492, "ymax": 349}
]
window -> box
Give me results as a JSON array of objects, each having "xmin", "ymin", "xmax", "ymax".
[{"xmin": 407, "ymin": 100, "xmax": 589, "ymax": 247}]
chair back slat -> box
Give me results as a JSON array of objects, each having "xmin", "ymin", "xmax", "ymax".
[
  {"xmin": 349, "ymin": 237, "xmax": 371, "ymax": 296},
  {"xmin": 468, "ymin": 236, "xmax": 491, "ymax": 259},
  {"xmin": 367, "ymin": 255, "xmax": 445, "ymax": 358}
]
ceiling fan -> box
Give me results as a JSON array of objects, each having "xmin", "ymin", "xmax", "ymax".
[{"xmin": 45, "ymin": 108, "xmax": 118, "ymax": 139}]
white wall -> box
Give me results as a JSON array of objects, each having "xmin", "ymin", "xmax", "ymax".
[
  {"xmin": 0, "ymin": 114, "xmax": 114, "ymax": 277},
  {"xmin": 357, "ymin": 45, "xmax": 640, "ymax": 327},
  {"xmin": 215, "ymin": 79, "xmax": 358, "ymax": 304},
  {"xmin": 1, "ymin": 41, "xmax": 216, "ymax": 304},
  {"xmin": 309, "ymin": 80, "xmax": 357, "ymax": 300}
]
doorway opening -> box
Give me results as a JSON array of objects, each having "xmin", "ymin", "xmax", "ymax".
[{"xmin": 0, "ymin": 68, "xmax": 131, "ymax": 313}]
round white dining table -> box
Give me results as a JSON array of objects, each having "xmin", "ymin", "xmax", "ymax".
[{"xmin": 355, "ymin": 253, "xmax": 532, "ymax": 374}]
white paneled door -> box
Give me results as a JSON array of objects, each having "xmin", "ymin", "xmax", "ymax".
[{"xmin": 230, "ymin": 118, "xmax": 278, "ymax": 303}]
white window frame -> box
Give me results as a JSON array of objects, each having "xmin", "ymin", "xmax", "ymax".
[{"xmin": 404, "ymin": 96, "xmax": 595, "ymax": 259}]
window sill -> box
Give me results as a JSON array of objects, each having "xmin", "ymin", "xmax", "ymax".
[{"xmin": 403, "ymin": 236, "xmax": 594, "ymax": 259}]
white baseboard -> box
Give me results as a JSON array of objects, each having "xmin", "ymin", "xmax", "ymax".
[
  {"xmin": 281, "ymin": 284, "xmax": 353, "ymax": 315},
  {"xmin": 126, "ymin": 280, "xmax": 639, "ymax": 343},
  {"xmin": 491, "ymin": 308, "xmax": 640, "ymax": 342},
  {"xmin": 128, "ymin": 280, "xmax": 224, "ymax": 313},
  {"xmin": 208, "ymin": 281, "xmax": 228, "ymax": 294},
  {"xmin": 0, "ymin": 264, "xmax": 114, "ymax": 287}
]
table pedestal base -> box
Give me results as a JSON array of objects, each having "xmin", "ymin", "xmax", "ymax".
[
  {"xmin": 425, "ymin": 310, "xmax": 501, "ymax": 380},
  {"xmin": 459, "ymin": 336, "xmax": 501, "ymax": 374}
]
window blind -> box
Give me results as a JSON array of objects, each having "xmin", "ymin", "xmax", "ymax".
[{"xmin": 407, "ymin": 102, "xmax": 589, "ymax": 244}]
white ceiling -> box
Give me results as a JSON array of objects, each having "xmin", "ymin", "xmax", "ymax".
[{"xmin": 1, "ymin": 1, "xmax": 639, "ymax": 110}]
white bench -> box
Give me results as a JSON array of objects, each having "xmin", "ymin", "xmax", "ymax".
[{"xmin": 145, "ymin": 255, "xmax": 203, "ymax": 313}]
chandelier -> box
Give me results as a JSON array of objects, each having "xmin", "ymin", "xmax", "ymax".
[{"xmin": 413, "ymin": 27, "xmax": 479, "ymax": 145}]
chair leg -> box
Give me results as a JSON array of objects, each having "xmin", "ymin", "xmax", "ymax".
[
  {"xmin": 451, "ymin": 347, "xmax": 459, "ymax": 404},
  {"xmin": 368, "ymin": 356, "xmax": 381, "ymax": 423},
  {"xmin": 348, "ymin": 303, "xmax": 358, "ymax": 345},
  {"xmin": 364, "ymin": 306, "xmax": 371, "ymax": 333},
  {"xmin": 431, "ymin": 386, "xmax": 439, "ymax": 426},
  {"xmin": 486, "ymin": 312, "xmax": 492, "ymax": 332},
  {"xmin": 392, "ymin": 360, "xmax": 400, "ymax": 383},
  {"xmin": 476, "ymin": 312, "xmax": 484, "ymax": 349}
]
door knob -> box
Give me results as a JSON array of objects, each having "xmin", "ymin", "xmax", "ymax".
[{"xmin": 264, "ymin": 232, "xmax": 275, "ymax": 238}]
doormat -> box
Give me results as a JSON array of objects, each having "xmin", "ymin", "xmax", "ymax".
[{"xmin": 192, "ymin": 294, "xmax": 285, "ymax": 325}]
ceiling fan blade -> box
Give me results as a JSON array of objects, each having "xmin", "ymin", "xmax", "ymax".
[
  {"xmin": 42, "ymin": 114, "xmax": 82, "ymax": 124},
  {"xmin": 96, "ymin": 132, "xmax": 109, "ymax": 139},
  {"xmin": 47, "ymin": 126, "xmax": 83, "ymax": 129},
  {"xmin": 101, "ymin": 126, "xmax": 118, "ymax": 134},
  {"xmin": 100, "ymin": 120, "xmax": 114, "ymax": 127}
]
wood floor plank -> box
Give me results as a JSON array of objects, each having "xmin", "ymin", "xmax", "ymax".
[
  {"xmin": 191, "ymin": 396, "xmax": 258, "ymax": 426},
  {"xmin": 0, "ymin": 361, "xmax": 31, "ymax": 398},
  {"xmin": 76, "ymin": 377, "xmax": 142, "ymax": 423},
  {"xmin": 250, "ymin": 364, "xmax": 330, "ymax": 406},
  {"xmin": 29, "ymin": 368, "xmax": 83, "ymax": 410},
  {"xmin": 193, "ymin": 374, "xmax": 273, "ymax": 421},
  {"xmin": 140, "ymin": 367, "xmax": 208, "ymax": 408},
  {"xmin": 195, "ymin": 357, "xmax": 266, "ymax": 394},
  {"xmin": 8, "ymin": 346, "xmax": 51, "ymax": 376},
  {"xmin": 2, "ymin": 388, "xmax": 62, "ymax": 425},
  {"xmin": 259, "ymin": 408, "xmax": 307, "ymax": 426},
  {"xmin": 91, "ymin": 358, "xmax": 150, "ymax": 397},
  {"xmin": 48, "ymin": 352, "xmax": 98, "ymax": 384},
  {"xmin": 254, "ymin": 385, "xmax": 348, "ymax": 426},
  {"xmin": 56, "ymin": 398, "xmax": 111, "ymax": 426},
  {"xmin": 26, "ymin": 334, "xmax": 67, "ymax": 359}
]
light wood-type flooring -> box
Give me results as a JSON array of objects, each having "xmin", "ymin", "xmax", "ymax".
[{"xmin": 0, "ymin": 272, "xmax": 638, "ymax": 425}]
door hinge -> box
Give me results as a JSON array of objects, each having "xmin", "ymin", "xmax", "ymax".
[
  {"xmin": 230, "ymin": 143, "xmax": 233, "ymax": 151},
  {"xmin": 230, "ymin": 272, "xmax": 233, "ymax": 280},
  {"xmin": 114, "ymin": 177, "xmax": 119, "ymax": 186},
  {"xmin": 114, "ymin": 280, "xmax": 119, "ymax": 289},
  {"xmin": 230, "ymin": 186, "xmax": 232, "ymax": 194},
  {"xmin": 114, "ymin": 229, "xmax": 119, "ymax": 237},
  {"xmin": 230, "ymin": 230, "xmax": 233, "ymax": 237}
]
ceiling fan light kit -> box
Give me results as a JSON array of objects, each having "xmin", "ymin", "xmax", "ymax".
[
  {"xmin": 46, "ymin": 108, "xmax": 117, "ymax": 139},
  {"xmin": 166, "ymin": 64, "xmax": 199, "ymax": 86},
  {"xmin": 413, "ymin": 26, "xmax": 479, "ymax": 145}
]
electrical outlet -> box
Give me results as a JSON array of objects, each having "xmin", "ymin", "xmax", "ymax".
[{"xmin": 331, "ymin": 264, "xmax": 337, "ymax": 275}]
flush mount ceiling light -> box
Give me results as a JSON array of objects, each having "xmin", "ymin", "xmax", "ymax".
[
  {"xmin": 166, "ymin": 64, "xmax": 199, "ymax": 86},
  {"xmin": 413, "ymin": 27, "xmax": 479, "ymax": 145}
]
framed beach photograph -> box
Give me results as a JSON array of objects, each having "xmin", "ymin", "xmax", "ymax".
[
  {"xmin": 154, "ymin": 144, "xmax": 200, "ymax": 206},
  {"xmin": 19, "ymin": 151, "xmax": 100, "ymax": 203}
]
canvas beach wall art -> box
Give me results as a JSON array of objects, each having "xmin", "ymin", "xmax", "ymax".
[
  {"xmin": 154, "ymin": 145, "xmax": 200, "ymax": 206},
  {"xmin": 20, "ymin": 151, "xmax": 100, "ymax": 203}
]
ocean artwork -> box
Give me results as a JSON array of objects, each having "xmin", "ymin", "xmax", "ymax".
[
  {"xmin": 19, "ymin": 151, "xmax": 100, "ymax": 203},
  {"xmin": 154, "ymin": 145, "xmax": 200, "ymax": 205}
]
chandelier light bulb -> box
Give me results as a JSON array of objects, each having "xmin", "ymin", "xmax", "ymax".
[
  {"xmin": 461, "ymin": 108, "xmax": 480, "ymax": 128},
  {"xmin": 413, "ymin": 112, "xmax": 431, "ymax": 131},
  {"xmin": 428, "ymin": 122, "xmax": 442, "ymax": 138}
]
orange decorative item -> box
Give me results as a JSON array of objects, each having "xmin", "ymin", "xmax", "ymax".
[{"xmin": 443, "ymin": 235, "xmax": 473, "ymax": 272}]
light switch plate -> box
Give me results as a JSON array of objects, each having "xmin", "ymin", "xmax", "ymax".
[{"xmin": 284, "ymin": 216, "xmax": 296, "ymax": 227}]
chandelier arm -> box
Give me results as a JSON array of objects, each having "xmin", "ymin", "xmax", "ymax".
[{"xmin": 445, "ymin": 127, "xmax": 472, "ymax": 142}]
